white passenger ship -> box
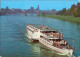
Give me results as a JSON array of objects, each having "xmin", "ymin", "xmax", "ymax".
[{"xmin": 26, "ymin": 24, "xmax": 73, "ymax": 56}]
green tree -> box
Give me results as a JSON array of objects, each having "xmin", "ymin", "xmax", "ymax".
[
  {"xmin": 73, "ymin": 10, "xmax": 77, "ymax": 17},
  {"xmin": 76, "ymin": 6, "xmax": 80, "ymax": 17},
  {"xmin": 42, "ymin": 12, "xmax": 45, "ymax": 16},
  {"xmin": 69, "ymin": 4, "xmax": 76, "ymax": 15},
  {"xmin": 77, "ymin": 2, "xmax": 80, "ymax": 7},
  {"xmin": 62, "ymin": 8, "xmax": 66, "ymax": 15}
]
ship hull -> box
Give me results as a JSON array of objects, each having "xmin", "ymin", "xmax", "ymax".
[
  {"xmin": 39, "ymin": 38, "xmax": 73, "ymax": 56},
  {"xmin": 27, "ymin": 29, "xmax": 39, "ymax": 40},
  {"xmin": 26, "ymin": 25, "xmax": 40, "ymax": 40},
  {"xmin": 26, "ymin": 24, "xmax": 73, "ymax": 56}
]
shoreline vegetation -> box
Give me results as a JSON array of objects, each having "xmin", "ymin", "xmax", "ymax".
[
  {"xmin": 38, "ymin": 2, "xmax": 80, "ymax": 24},
  {"xmin": 38, "ymin": 14, "xmax": 80, "ymax": 23}
]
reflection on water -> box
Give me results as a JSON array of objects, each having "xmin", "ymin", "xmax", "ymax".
[{"xmin": 0, "ymin": 14, "xmax": 80, "ymax": 57}]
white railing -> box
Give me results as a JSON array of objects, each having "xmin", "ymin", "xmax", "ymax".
[
  {"xmin": 41, "ymin": 33, "xmax": 49, "ymax": 38},
  {"xmin": 41, "ymin": 33, "xmax": 63, "ymax": 39}
]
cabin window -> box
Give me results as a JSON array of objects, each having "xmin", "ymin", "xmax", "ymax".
[
  {"xmin": 40, "ymin": 36, "xmax": 43, "ymax": 38},
  {"xmin": 52, "ymin": 39, "xmax": 61, "ymax": 42},
  {"xmin": 41, "ymin": 31, "xmax": 57, "ymax": 33},
  {"xmin": 49, "ymin": 39, "xmax": 52, "ymax": 41}
]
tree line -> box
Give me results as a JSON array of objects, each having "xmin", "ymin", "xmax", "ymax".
[{"xmin": 56, "ymin": 2, "xmax": 80, "ymax": 17}]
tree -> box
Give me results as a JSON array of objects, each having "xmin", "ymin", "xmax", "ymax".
[
  {"xmin": 56, "ymin": 2, "xmax": 80, "ymax": 17},
  {"xmin": 77, "ymin": 2, "xmax": 80, "ymax": 7},
  {"xmin": 73, "ymin": 10, "xmax": 77, "ymax": 17},
  {"xmin": 69, "ymin": 6, "xmax": 75, "ymax": 15},
  {"xmin": 62, "ymin": 8, "xmax": 66, "ymax": 15},
  {"xmin": 56, "ymin": 10, "xmax": 62, "ymax": 15},
  {"xmin": 76, "ymin": 6, "xmax": 80, "ymax": 17},
  {"xmin": 42, "ymin": 12, "xmax": 45, "ymax": 16}
]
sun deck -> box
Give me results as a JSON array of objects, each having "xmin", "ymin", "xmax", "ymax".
[{"xmin": 29, "ymin": 24, "xmax": 57, "ymax": 31}]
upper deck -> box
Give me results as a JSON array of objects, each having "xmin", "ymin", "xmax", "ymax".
[
  {"xmin": 27, "ymin": 24, "xmax": 63, "ymax": 39},
  {"xmin": 28, "ymin": 24, "xmax": 57, "ymax": 32}
]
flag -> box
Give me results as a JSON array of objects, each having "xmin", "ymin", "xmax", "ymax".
[{"xmin": 42, "ymin": 25, "xmax": 45, "ymax": 28}]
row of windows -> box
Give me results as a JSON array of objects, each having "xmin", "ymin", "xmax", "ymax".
[
  {"xmin": 27, "ymin": 27, "xmax": 34, "ymax": 33},
  {"xmin": 27, "ymin": 26, "xmax": 38, "ymax": 32},
  {"xmin": 28, "ymin": 25, "xmax": 38, "ymax": 31},
  {"xmin": 42, "ymin": 38, "xmax": 52, "ymax": 45},
  {"xmin": 40, "ymin": 36, "xmax": 52, "ymax": 43}
]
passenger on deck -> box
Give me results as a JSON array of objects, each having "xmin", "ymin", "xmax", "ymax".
[
  {"xmin": 59, "ymin": 33, "xmax": 64, "ymax": 38},
  {"xmin": 50, "ymin": 32, "xmax": 53, "ymax": 37},
  {"xmin": 53, "ymin": 41, "xmax": 56, "ymax": 46},
  {"xmin": 60, "ymin": 40, "xmax": 65, "ymax": 46},
  {"xmin": 53, "ymin": 32, "xmax": 59, "ymax": 38},
  {"xmin": 65, "ymin": 41, "xmax": 68, "ymax": 45},
  {"xmin": 53, "ymin": 41, "xmax": 59, "ymax": 46}
]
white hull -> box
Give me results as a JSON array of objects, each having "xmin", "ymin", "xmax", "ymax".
[
  {"xmin": 27, "ymin": 29, "xmax": 40, "ymax": 40},
  {"xmin": 39, "ymin": 38, "xmax": 73, "ymax": 56}
]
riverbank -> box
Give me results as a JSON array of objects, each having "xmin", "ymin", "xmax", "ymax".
[{"xmin": 39, "ymin": 14, "xmax": 80, "ymax": 23}]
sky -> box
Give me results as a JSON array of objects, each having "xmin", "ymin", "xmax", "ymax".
[{"xmin": 1, "ymin": 0, "xmax": 80, "ymax": 11}]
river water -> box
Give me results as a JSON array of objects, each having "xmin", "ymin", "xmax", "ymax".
[{"xmin": 0, "ymin": 14, "xmax": 80, "ymax": 57}]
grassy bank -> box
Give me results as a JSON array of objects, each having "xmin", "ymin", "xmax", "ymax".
[{"xmin": 39, "ymin": 14, "xmax": 80, "ymax": 23}]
